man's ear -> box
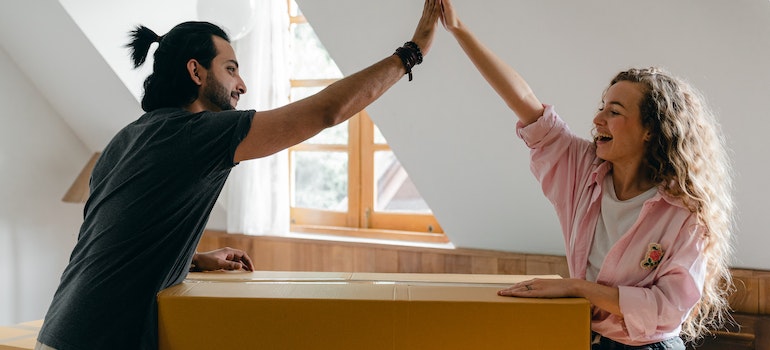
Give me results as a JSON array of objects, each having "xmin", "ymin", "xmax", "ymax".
[{"xmin": 187, "ymin": 59, "xmax": 202, "ymax": 85}]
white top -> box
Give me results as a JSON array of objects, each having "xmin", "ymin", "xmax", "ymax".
[{"xmin": 586, "ymin": 175, "xmax": 658, "ymax": 282}]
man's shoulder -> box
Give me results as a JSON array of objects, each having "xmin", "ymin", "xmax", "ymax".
[{"xmin": 138, "ymin": 107, "xmax": 190, "ymax": 121}]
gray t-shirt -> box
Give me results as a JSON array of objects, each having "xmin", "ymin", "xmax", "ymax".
[{"xmin": 38, "ymin": 108, "xmax": 254, "ymax": 349}]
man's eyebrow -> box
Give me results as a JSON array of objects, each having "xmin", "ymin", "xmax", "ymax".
[
  {"xmin": 607, "ymin": 101, "xmax": 626, "ymax": 109},
  {"xmin": 226, "ymin": 59, "xmax": 239, "ymax": 68}
]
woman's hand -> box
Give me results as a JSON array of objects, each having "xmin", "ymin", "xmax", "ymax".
[
  {"xmin": 499, "ymin": 278, "xmax": 622, "ymax": 316},
  {"xmin": 498, "ymin": 278, "xmax": 578, "ymax": 298},
  {"xmin": 440, "ymin": 0, "xmax": 463, "ymax": 32}
]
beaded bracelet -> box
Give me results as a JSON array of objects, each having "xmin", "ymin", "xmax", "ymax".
[{"xmin": 393, "ymin": 41, "xmax": 423, "ymax": 81}]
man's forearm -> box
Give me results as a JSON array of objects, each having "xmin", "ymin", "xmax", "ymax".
[{"xmin": 314, "ymin": 54, "xmax": 408, "ymax": 127}]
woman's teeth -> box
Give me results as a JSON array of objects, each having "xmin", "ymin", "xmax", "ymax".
[{"xmin": 594, "ymin": 133, "xmax": 612, "ymax": 142}]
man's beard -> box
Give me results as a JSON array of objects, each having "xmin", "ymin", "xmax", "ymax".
[{"xmin": 203, "ymin": 73, "xmax": 234, "ymax": 111}]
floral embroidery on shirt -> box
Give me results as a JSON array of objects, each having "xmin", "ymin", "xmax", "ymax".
[{"xmin": 641, "ymin": 243, "xmax": 665, "ymax": 270}]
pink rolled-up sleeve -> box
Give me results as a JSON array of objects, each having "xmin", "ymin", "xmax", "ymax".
[
  {"xmin": 617, "ymin": 222, "xmax": 707, "ymax": 341},
  {"xmin": 516, "ymin": 104, "xmax": 599, "ymax": 224},
  {"xmin": 516, "ymin": 105, "xmax": 563, "ymax": 148}
]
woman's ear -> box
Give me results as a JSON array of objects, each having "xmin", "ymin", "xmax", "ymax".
[
  {"xmin": 644, "ymin": 131, "xmax": 652, "ymax": 142},
  {"xmin": 187, "ymin": 59, "xmax": 202, "ymax": 85}
]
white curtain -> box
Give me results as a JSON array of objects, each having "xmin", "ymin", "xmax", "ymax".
[{"xmin": 221, "ymin": 0, "xmax": 291, "ymax": 236}]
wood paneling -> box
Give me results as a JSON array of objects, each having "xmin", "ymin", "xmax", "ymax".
[
  {"xmin": 759, "ymin": 271, "xmax": 770, "ymax": 315},
  {"xmin": 197, "ymin": 230, "xmax": 569, "ymax": 276},
  {"xmin": 688, "ymin": 314, "xmax": 770, "ymax": 350},
  {"xmin": 732, "ymin": 269, "xmax": 761, "ymax": 314}
]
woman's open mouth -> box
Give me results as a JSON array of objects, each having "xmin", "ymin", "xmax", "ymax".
[{"xmin": 594, "ymin": 132, "xmax": 613, "ymax": 143}]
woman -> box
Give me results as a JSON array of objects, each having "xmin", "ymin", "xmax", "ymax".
[{"xmin": 439, "ymin": 1, "xmax": 734, "ymax": 348}]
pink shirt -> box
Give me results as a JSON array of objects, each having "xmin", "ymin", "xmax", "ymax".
[{"xmin": 516, "ymin": 105, "xmax": 707, "ymax": 346}]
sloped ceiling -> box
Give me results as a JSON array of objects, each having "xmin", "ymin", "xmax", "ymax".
[{"xmin": 0, "ymin": 0, "xmax": 142, "ymax": 151}]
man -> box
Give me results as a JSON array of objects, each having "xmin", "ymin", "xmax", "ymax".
[{"xmin": 36, "ymin": 1, "xmax": 441, "ymax": 349}]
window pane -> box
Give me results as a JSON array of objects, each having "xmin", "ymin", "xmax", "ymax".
[
  {"xmin": 373, "ymin": 151, "xmax": 431, "ymax": 213},
  {"xmin": 290, "ymin": 86, "xmax": 324, "ymax": 101},
  {"xmin": 373, "ymin": 124, "xmax": 387, "ymax": 144},
  {"xmin": 289, "ymin": 0, "xmax": 301, "ymax": 17},
  {"xmin": 292, "ymin": 151, "xmax": 348, "ymax": 211},
  {"xmin": 306, "ymin": 121, "xmax": 348, "ymax": 145},
  {"xmin": 290, "ymin": 87, "xmax": 348, "ymax": 145},
  {"xmin": 289, "ymin": 22, "xmax": 343, "ymax": 79}
]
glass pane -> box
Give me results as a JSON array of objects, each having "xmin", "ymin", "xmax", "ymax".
[
  {"xmin": 290, "ymin": 86, "xmax": 324, "ymax": 101},
  {"xmin": 289, "ymin": 0, "xmax": 301, "ymax": 17},
  {"xmin": 289, "ymin": 22, "xmax": 343, "ymax": 79},
  {"xmin": 292, "ymin": 151, "xmax": 348, "ymax": 211},
  {"xmin": 373, "ymin": 124, "xmax": 387, "ymax": 144},
  {"xmin": 290, "ymin": 87, "xmax": 348, "ymax": 145},
  {"xmin": 373, "ymin": 151, "xmax": 432, "ymax": 213},
  {"xmin": 306, "ymin": 121, "xmax": 348, "ymax": 145}
]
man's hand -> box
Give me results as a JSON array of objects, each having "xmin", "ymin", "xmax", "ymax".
[
  {"xmin": 411, "ymin": 0, "xmax": 442, "ymax": 56},
  {"xmin": 191, "ymin": 247, "xmax": 255, "ymax": 272}
]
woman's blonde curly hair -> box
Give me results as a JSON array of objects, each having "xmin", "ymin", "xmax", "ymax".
[{"xmin": 610, "ymin": 67, "xmax": 735, "ymax": 343}]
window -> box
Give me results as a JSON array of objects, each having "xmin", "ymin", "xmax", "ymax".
[{"xmin": 286, "ymin": 0, "xmax": 444, "ymax": 243}]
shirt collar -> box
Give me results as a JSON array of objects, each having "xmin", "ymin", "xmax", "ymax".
[{"xmin": 588, "ymin": 161, "xmax": 690, "ymax": 210}]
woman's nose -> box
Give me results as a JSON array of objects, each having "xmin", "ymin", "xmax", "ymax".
[{"xmin": 593, "ymin": 112, "xmax": 604, "ymax": 126}]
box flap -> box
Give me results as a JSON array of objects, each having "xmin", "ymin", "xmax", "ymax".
[
  {"xmin": 351, "ymin": 272, "xmax": 560, "ymax": 285},
  {"xmin": 186, "ymin": 271, "xmax": 353, "ymax": 282},
  {"xmin": 163, "ymin": 281, "xmax": 400, "ymax": 301}
]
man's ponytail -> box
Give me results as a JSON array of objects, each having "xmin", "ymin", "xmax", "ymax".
[{"xmin": 126, "ymin": 25, "xmax": 162, "ymax": 68}]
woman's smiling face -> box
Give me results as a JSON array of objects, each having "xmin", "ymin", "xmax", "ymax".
[{"xmin": 592, "ymin": 80, "xmax": 651, "ymax": 168}]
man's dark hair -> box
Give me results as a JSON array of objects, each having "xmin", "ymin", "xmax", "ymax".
[{"xmin": 126, "ymin": 21, "xmax": 230, "ymax": 112}]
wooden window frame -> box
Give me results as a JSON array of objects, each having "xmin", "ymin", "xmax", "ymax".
[{"xmin": 286, "ymin": 1, "xmax": 445, "ymax": 244}]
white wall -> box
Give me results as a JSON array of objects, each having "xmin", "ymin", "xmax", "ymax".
[
  {"xmin": 0, "ymin": 47, "xmax": 86, "ymax": 325},
  {"xmin": 299, "ymin": 0, "xmax": 770, "ymax": 269}
]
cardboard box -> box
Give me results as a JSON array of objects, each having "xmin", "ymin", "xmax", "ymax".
[
  {"xmin": 158, "ymin": 272, "xmax": 590, "ymax": 349},
  {"xmin": 0, "ymin": 320, "xmax": 42, "ymax": 350}
]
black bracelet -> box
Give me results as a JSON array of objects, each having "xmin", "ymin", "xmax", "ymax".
[
  {"xmin": 393, "ymin": 41, "xmax": 423, "ymax": 81},
  {"xmin": 403, "ymin": 41, "xmax": 423, "ymax": 64}
]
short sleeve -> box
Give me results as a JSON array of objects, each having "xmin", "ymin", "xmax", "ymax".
[{"xmin": 188, "ymin": 109, "xmax": 254, "ymax": 177}]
